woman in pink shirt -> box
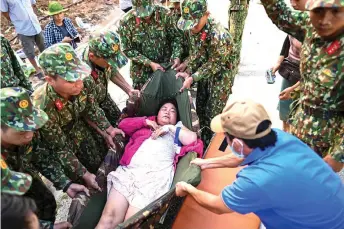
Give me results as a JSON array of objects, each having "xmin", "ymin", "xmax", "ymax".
[{"xmin": 96, "ymin": 99, "xmax": 200, "ymax": 229}]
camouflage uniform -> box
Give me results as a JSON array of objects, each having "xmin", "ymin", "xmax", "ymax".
[
  {"xmin": 0, "ymin": 36, "xmax": 33, "ymax": 92},
  {"xmin": 228, "ymin": 0, "xmax": 249, "ymax": 75},
  {"xmin": 178, "ymin": 0, "xmax": 234, "ymax": 146},
  {"xmin": 0, "ymin": 87, "xmax": 73, "ymax": 228},
  {"xmin": 33, "ymin": 44, "xmax": 111, "ymax": 175},
  {"xmin": 261, "ymin": 0, "xmax": 344, "ymax": 163},
  {"xmin": 78, "ymin": 30, "xmax": 129, "ymax": 126},
  {"xmin": 118, "ymin": 0, "xmax": 183, "ymax": 89}
]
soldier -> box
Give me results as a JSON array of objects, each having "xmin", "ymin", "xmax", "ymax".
[
  {"xmin": 78, "ymin": 30, "xmax": 139, "ymax": 126},
  {"xmin": 32, "ymin": 43, "xmax": 124, "ymax": 178},
  {"xmin": 176, "ymin": 0, "xmax": 234, "ymax": 146},
  {"xmin": 260, "ymin": 0, "xmax": 344, "ymax": 172},
  {"xmin": 1, "ymin": 87, "xmax": 88, "ymax": 229},
  {"xmin": 0, "ymin": 35, "xmax": 33, "ymax": 92},
  {"xmin": 228, "ymin": 0, "xmax": 249, "ymax": 75},
  {"xmin": 118, "ymin": 0, "xmax": 183, "ymax": 89}
]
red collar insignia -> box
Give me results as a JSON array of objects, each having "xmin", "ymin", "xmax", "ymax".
[
  {"xmin": 326, "ymin": 40, "xmax": 341, "ymax": 55},
  {"xmin": 136, "ymin": 17, "xmax": 141, "ymax": 26},
  {"xmin": 91, "ymin": 70, "xmax": 99, "ymax": 80},
  {"xmin": 201, "ymin": 31, "xmax": 207, "ymax": 41},
  {"xmin": 55, "ymin": 99, "xmax": 64, "ymax": 111}
]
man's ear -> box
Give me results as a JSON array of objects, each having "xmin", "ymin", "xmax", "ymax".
[{"xmin": 88, "ymin": 52, "xmax": 95, "ymax": 60}]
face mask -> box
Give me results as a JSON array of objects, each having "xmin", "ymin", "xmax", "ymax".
[{"xmin": 229, "ymin": 139, "xmax": 245, "ymax": 158}]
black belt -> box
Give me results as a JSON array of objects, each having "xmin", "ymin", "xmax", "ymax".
[{"xmin": 302, "ymin": 105, "xmax": 344, "ymax": 119}]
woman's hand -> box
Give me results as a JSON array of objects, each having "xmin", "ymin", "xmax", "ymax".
[
  {"xmin": 151, "ymin": 127, "xmax": 168, "ymax": 140},
  {"xmin": 146, "ymin": 119, "xmax": 159, "ymax": 130},
  {"xmin": 279, "ymin": 86, "xmax": 293, "ymax": 100},
  {"xmin": 62, "ymin": 36, "xmax": 73, "ymax": 43}
]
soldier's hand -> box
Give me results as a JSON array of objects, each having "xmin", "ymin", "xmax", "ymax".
[
  {"xmin": 106, "ymin": 126, "xmax": 125, "ymax": 138},
  {"xmin": 175, "ymin": 181, "xmax": 190, "ymax": 197},
  {"xmin": 175, "ymin": 61, "xmax": 188, "ymax": 72},
  {"xmin": 129, "ymin": 89, "xmax": 141, "ymax": 99},
  {"xmin": 180, "ymin": 77, "xmax": 193, "ymax": 92},
  {"xmin": 176, "ymin": 72, "xmax": 190, "ymax": 79},
  {"xmin": 82, "ymin": 171, "xmax": 102, "ymax": 192},
  {"xmin": 323, "ymin": 155, "xmax": 344, "ymax": 172},
  {"xmin": 171, "ymin": 58, "xmax": 181, "ymax": 69},
  {"xmin": 66, "ymin": 183, "xmax": 90, "ymax": 198},
  {"xmin": 150, "ymin": 62, "xmax": 165, "ymax": 72},
  {"xmin": 54, "ymin": 221, "xmax": 72, "ymax": 229}
]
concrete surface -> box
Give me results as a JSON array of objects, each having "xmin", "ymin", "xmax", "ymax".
[{"xmin": 53, "ymin": 0, "xmax": 343, "ymax": 223}]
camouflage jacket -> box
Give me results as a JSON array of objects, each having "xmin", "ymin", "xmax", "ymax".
[
  {"xmin": 1, "ymin": 133, "xmax": 71, "ymax": 190},
  {"xmin": 32, "ymin": 76, "xmax": 111, "ymax": 154},
  {"xmin": 170, "ymin": 9, "xmax": 190, "ymax": 60},
  {"xmin": 186, "ymin": 17, "xmax": 233, "ymax": 82},
  {"xmin": 79, "ymin": 45, "xmax": 116, "ymax": 104},
  {"xmin": 261, "ymin": 0, "xmax": 343, "ymax": 112},
  {"xmin": 0, "ymin": 36, "xmax": 33, "ymax": 91},
  {"xmin": 118, "ymin": 6, "xmax": 183, "ymax": 71}
]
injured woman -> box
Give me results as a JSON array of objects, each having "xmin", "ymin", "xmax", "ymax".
[{"xmin": 96, "ymin": 99, "xmax": 200, "ymax": 229}]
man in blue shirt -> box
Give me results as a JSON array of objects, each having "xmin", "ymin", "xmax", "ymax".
[
  {"xmin": 176, "ymin": 99, "xmax": 344, "ymax": 229},
  {"xmin": 1, "ymin": 0, "xmax": 45, "ymax": 79}
]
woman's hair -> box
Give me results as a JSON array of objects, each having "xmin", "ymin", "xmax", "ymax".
[
  {"xmin": 156, "ymin": 98, "xmax": 180, "ymax": 122},
  {"xmin": 1, "ymin": 194, "xmax": 38, "ymax": 229},
  {"xmin": 227, "ymin": 120, "xmax": 277, "ymax": 150}
]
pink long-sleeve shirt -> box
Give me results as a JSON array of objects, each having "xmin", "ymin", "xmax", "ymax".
[{"xmin": 118, "ymin": 116, "xmax": 203, "ymax": 167}]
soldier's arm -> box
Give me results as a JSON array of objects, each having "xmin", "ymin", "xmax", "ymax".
[
  {"xmin": 5, "ymin": 37, "xmax": 33, "ymax": 91},
  {"xmin": 82, "ymin": 76, "xmax": 112, "ymax": 131},
  {"xmin": 191, "ymin": 32, "xmax": 231, "ymax": 82},
  {"xmin": 118, "ymin": 19, "xmax": 152, "ymax": 66},
  {"xmin": 328, "ymin": 133, "xmax": 344, "ymax": 169},
  {"xmin": 260, "ymin": 0, "xmax": 308, "ymax": 41}
]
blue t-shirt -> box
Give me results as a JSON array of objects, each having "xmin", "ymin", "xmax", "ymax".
[{"xmin": 222, "ymin": 129, "xmax": 344, "ymax": 229}]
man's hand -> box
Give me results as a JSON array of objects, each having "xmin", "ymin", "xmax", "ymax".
[
  {"xmin": 106, "ymin": 126, "xmax": 125, "ymax": 138},
  {"xmin": 82, "ymin": 171, "xmax": 101, "ymax": 191},
  {"xmin": 146, "ymin": 119, "xmax": 159, "ymax": 130},
  {"xmin": 190, "ymin": 158, "xmax": 209, "ymax": 170},
  {"xmin": 102, "ymin": 132, "xmax": 116, "ymax": 148},
  {"xmin": 324, "ymin": 155, "xmax": 344, "ymax": 172},
  {"xmin": 62, "ymin": 36, "xmax": 73, "ymax": 43},
  {"xmin": 175, "ymin": 61, "xmax": 188, "ymax": 72},
  {"xmin": 171, "ymin": 58, "xmax": 181, "ymax": 70},
  {"xmin": 279, "ymin": 86, "xmax": 293, "ymax": 100},
  {"xmin": 175, "ymin": 181, "xmax": 191, "ymax": 197},
  {"xmin": 150, "ymin": 62, "xmax": 165, "ymax": 72},
  {"xmin": 66, "ymin": 183, "xmax": 90, "ymax": 198},
  {"xmin": 179, "ymin": 77, "xmax": 193, "ymax": 92},
  {"xmin": 54, "ymin": 222, "xmax": 73, "ymax": 229},
  {"xmin": 176, "ymin": 72, "xmax": 190, "ymax": 79},
  {"xmin": 151, "ymin": 127, "xmax": 168, "ymax": 140},
  {"xmin": 128, "ymin": 89, "xmax": 140, "ymax": 100}
]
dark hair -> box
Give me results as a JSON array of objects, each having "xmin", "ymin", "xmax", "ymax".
[
  {"xmin": 1, "ymin": 194, "xmax": 38, "ymax": 229},
  {"xmin": 227, "ymin": 120, "xmax": 277, "ymax": 150},
  {"xmin": 157, "ymin": 98, "xmax": 180, "ymax": 122}
]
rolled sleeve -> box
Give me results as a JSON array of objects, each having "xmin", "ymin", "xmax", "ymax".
[{"xmin": 221, "ymin": 176, "xmax": 268, "ymax": 214}]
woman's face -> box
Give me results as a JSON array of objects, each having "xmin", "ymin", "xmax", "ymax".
[{"xmin": 157, "ymin": 103, "xmax": 177, "ymax": 126}]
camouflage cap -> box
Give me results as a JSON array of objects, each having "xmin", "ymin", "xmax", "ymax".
[
  {"xmin": 1, "ymin": 87, "xmax": 48, "ymax": 131},
  {"xmin": 89, "ymin": 30, "xmax": 128, "ymax": 69},
  {"xmin": 38, "ymin": 43, "xmax": 91, "ymax": 82},
  {"xmin": 306, "ymin": 0, "xmax": 344, "ymax": 10},
  {"xmin": 1, "ymin": 156, "xmax": 32, "ymax": 195},
  {"xmin": 177, "ymin": 0, "xmax": 207, "ymax": 31},
  {"xmin": 132, "ymin": 0, "xmax": 155, "ymax": 18}
]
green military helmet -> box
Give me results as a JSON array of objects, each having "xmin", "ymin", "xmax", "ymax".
[
  {"xmin": 1, "ymin": 156, "xmax": 32, "ymax": 195},
  {"xmin": 132, "ymin": 0, "xmax": 155, "ymax": 18},
  {"xmin": 177, "ymin": 0, "xmax": 207, "ymax": 31},
  {"xmin": 89, "ymin": 30, "xmax": 128, "ymax": 70},
  {"xmin": 38, "ymin": 43, "xmax": 91, "ymax": 82},
  {"xmin": 0, "ymin": 87, "xmax": 48, "ymax": 131},
  {"xmin": 306, "ymin": 0, "xmax": 344, "ymax": 10}
]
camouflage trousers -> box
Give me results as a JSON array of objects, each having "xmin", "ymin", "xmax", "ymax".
[
  {"xmin": 99, "ymin": 93, "xmax": 121, "ymax": 127},
  {"xmin": 196, "ymin": 68, "xmax": 234, "ymax": 147},
  {"xmin": 289, "ymin": 105, "xmax": 344, "ymax": 163},
  {"xmin": 68, "ymin": 120, "xmax": 109, "ymax": 174},
  {"xmin": 24, "ymin": 174, "xmax": 56, "ymax": 229},
  {"xmin": 228, "ymin": 6, "xmax": 249, "ymax": 75}
]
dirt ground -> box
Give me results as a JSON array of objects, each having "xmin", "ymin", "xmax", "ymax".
[{"xmin": 1, "ymin": 0, "xmax": 119, "ymax": 51}]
